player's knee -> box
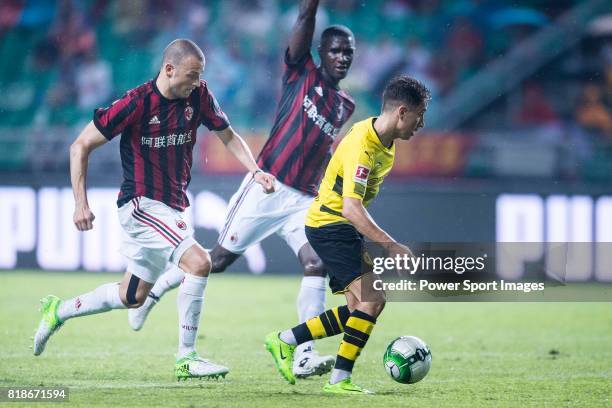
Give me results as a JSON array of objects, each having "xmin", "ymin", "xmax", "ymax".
[
  {"xmin": 302, "ymin": 258, "xmax": 325, "ymax": 277},
  {"xmin": 119, "ymin": 274, "xmax": 151, "ymax": 308},
  {"xmin": 184, "ymin": 251, "xmax": 211, "ymax": 277},
  {"xmin": 120, "ymin": 287, "xmax": 148, "ymax": 308},
  {"xmin": 125, "ymin": 297, "xmax": 145, "ymax": 309},
  {"xmin": 194, "ymin": 252, "xmax": 212, "ymax": 277}
]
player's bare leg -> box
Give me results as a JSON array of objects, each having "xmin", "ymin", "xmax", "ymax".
[
  {"xmin": 174, "ymin": 243, "xmax": 229, "ymax": 380},
  {"xmin": 294, "ymin": 243, "xmax": 335, "ymax": 378}
]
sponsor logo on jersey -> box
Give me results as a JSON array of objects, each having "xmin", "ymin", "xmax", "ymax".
[
  {"xmin": 141, "ymin": 130, "xmax": 193, "ymax": 148},
  {"xmin": 148, "ymin": 115, "xmax": 160, "ymax": 125},
  {"xmin": 302, "ymin": 95, "xmax": 341, "ymax": 138}
]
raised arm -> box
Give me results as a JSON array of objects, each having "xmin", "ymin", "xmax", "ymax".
[
  {"xmin": 287, "ymin": 0, "xmax": 319, "ymax": 63},
  {"xmin": 70, "ymin": 121, "xmax": 108, "ymax": 231},
  {"xmin": 214, "ymin": 126, "xmax": 276, "ymax": 193}
]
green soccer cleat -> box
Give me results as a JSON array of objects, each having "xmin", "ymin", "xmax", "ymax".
[
  {"xmin": 174, "ymin": 352, "xmax": 229, "ymax": 381},
  {"xmin": 33, "ymin": 295, "xmax": 63, "ymax": 356},
  {"xmin": 264, "ymin": 332, "xmax": 296, "ymax": 385},
  {"xmin": 323, "ymin": 378, "xmax": 374, "ymax": 395}
]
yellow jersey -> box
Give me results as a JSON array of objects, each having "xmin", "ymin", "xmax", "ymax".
[{"xmin": 306, "ymin": 117, "xmax": 395, "ymax": 228}]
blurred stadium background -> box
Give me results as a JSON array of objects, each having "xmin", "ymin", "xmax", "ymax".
[{"xmin": 1, "ymin": 0, "xmax": 612, "ymax": 279}]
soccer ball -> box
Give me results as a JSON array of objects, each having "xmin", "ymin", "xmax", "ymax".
[{"xmin": 383, "ymin": 336, "xmax": 432, "ymax": 384}]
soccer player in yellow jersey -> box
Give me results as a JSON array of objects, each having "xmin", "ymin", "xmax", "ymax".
[{"xmin": 265, "ymin": 75, "xmax": 430, "ymax": 394}]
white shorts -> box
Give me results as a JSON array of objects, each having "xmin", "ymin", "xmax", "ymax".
[
  {"xmin": 218, "ymin": 173, "xmax": 313, "ymax": 255},
  {"xmin": 118, "ymin": 196, "xmax": 196, "ymax": 283}
]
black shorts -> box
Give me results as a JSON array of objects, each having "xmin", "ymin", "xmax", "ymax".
[{"xmin": 305, "ymin": 223, "xmax": 369, "ymax": 294}]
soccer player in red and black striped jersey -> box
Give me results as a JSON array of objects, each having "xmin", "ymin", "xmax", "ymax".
[
  {"xmin": 32, "ymin": 39, "xmax": 275, "ymax": 380},
  {"xmin": 140, "ymin": 0, "xmax": 356, "ymax": 379}
]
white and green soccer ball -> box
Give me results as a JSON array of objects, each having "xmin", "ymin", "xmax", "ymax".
[{"xmin": 383, "ymin": 336, "xmax": 432, "ymax": 384}]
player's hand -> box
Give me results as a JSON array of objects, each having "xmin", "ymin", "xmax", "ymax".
[
  {"xmin": 387, "ymin": 242, "xmax": 414, "ymax": 258},
  {"xmin": 74, "ymin": 206, "xmax": 95, "ymax": 231},
  {"xmin": 387, "ymin": 242, "xmax": 415, "ymax": 277},
  {"xmin": 254, "ymin": 171, "xmax": 276, "ymax": 194}
]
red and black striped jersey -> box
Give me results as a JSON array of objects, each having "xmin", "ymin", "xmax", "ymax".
[
  {"xmin": 257, "ymin": 51, "xmax": 355, "ymax": 196},
  {"xmin": 94, "ymin": 77, "xmax": 229, "ymax": 211}
]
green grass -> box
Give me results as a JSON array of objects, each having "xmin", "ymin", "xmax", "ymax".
[{"xmin": 1, "ymin": 271, "xmax": 611, "ymax": 407}]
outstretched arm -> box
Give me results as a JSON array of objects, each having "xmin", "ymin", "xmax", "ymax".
[
  {"xmin": 70, "ymin": 121, "xmax": 108, "ymax": 231},
  {"xmin": 214, "ymin": 126, "xmax": 276, "ymax": 193},
  {"xmin": 287, "ymin": 0, "xmax": 319, "ymax": 63}
]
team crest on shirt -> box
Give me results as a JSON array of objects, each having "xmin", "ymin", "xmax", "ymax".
[
  {"xmin": 176, "ymin": 219, "xmax": 187, "ymax": 230},
  {"xmin": 184, "ymin": 106, "xmax": 194, "ymax": 121},
  {"xmin": 354, "ymin": 165, "xmax": 370, "ymax": 185}
]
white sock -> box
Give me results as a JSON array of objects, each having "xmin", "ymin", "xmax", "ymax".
[
  {"xmin": 177, "ymin": 274, "xmax": 207, "ymax": 359},
  {"xmin": 296, "ymin": 276, "xmax": 326, "ymax": 355},
  {"xmin": 279, "ymin": 329, "xmax": 297, "ymax": 345},
  {"xmin": 57, "ymin": 282, "xmax": 125, "ymax": 322},
  {"xmin": 150, "ymin": 265, "xmax": 185, "ymax": 299},
  {"xmin": 330, "ymin": 368, "xmax": 352, "ymax": 384}
]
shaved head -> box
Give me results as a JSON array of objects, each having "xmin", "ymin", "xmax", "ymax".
[
  {"xmin": 157, "ymin": 39, "xmax": 206, "ymax": 100},
  {"xmin": 162, "ymin": 39, "xmax": 205, "ymax": 67},
  {"xmin": 320, "ymin": 25, "xmax": 355, "ymax": 48}
]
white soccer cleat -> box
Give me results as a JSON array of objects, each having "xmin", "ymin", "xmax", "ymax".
[
  {"xmin": 128, "ymin": 296, "xmax": 157, "ymax": 331},
  {"xmin": 293, "ymin": 349, "xmax": 335, "ymax": 378},
  {"xmin": 175, "ymin": 352, "xmax": 229, "ymax": 380}
]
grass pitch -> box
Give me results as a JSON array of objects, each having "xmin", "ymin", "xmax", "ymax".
[{"xmin": 0, "ymin": 271, "xmax": 611, "ymax": 407}]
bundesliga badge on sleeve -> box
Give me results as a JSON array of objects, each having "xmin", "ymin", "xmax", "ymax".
[{"xmin": 354, "ymin": 165, "xmax": 370, "ymax": 185}]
